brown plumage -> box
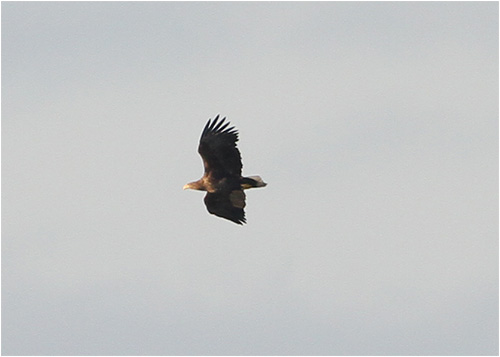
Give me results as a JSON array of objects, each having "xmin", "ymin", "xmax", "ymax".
[{"xmin": 183, "ymin": 115, "xmax": 267, "ymax": 224}]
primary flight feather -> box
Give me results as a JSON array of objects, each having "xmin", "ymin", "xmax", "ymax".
[{"xmin": 183, "ymin": 115, "xmax": 267, "ymax": 224}]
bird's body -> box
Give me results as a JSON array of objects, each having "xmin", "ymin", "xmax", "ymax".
[{"xmin": 183, "ymin": 115, "xmax": 266, "ymax": 224}]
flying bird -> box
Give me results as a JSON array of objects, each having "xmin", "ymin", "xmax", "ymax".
[{"xmin": 183, "ymin": 115, "xmax": 267, "ymax": 224}]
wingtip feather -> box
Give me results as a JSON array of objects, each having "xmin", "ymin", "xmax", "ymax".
[{"xmin": 201, "ymin": 114, "xmax": 239, "ymax": 140}]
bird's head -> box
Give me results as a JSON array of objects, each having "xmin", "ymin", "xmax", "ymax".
[{"xmin": 183, "ymin": 181, "xmax": 205, "ymax": 191}]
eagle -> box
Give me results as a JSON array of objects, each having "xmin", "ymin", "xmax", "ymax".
[{"xmin": 183, "ymin": 115, "xmax": 267, "ymax": 224}]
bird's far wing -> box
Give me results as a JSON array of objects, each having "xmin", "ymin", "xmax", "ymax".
[
  {"xmin": 198, "ymin": 115, "xmax": 243, "ymax": 178},
  {"xmin": 204, "ymin": 189, "xmax": 246, "ymax": 225}
]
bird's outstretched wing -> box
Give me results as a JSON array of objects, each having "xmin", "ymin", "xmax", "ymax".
[
  {"xmin": 204, "ymin": 189, "xmax": 246, "ymax": 225},
  {"xmin": 198, "ymin": 115, "xmax": 242, "ymax": 179}
]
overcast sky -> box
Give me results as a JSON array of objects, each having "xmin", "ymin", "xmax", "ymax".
[{"xmin": 2, "ymin": 2, "xmax": 498, "ymax": 355}]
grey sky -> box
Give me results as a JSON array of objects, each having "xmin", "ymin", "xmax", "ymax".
[{"xmin": 2, "ymin": 2, "xmax": 498, "ymax": 355}]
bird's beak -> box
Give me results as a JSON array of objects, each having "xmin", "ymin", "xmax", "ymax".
[{"xmin": 183, "ymin": 184, "xmax": 190, "ymax": 190}]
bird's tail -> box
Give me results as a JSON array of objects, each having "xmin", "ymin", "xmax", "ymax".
[{"xmin": 241, "ymin": 176, "xmax": 267, "ymax": 190}]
